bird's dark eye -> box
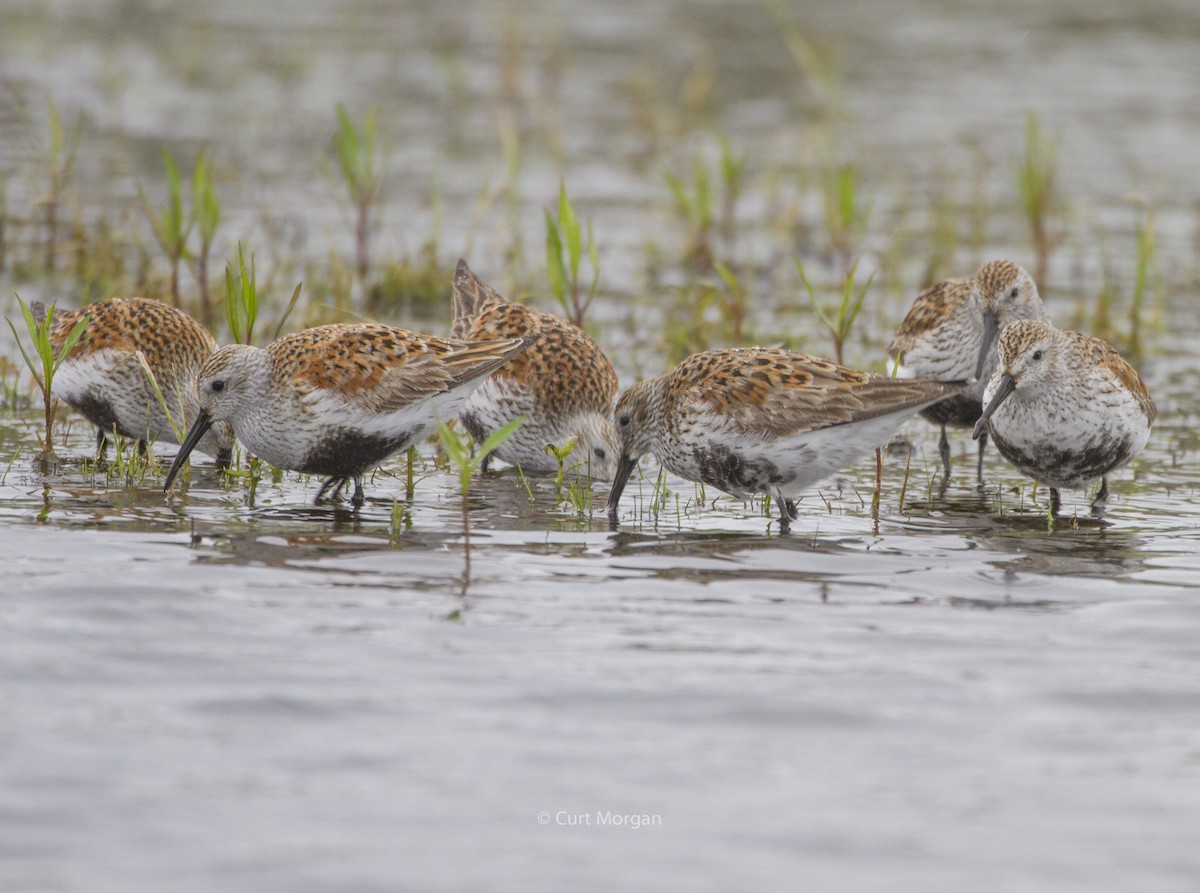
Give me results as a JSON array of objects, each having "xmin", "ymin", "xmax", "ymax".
[
  {"xmin": 1009, "ymin": 287, "xmax": 1019, "ymax": 299},
  {"xmin": 1032, "ymin": 350, "xmax": 1043, "ymax": 361},
  {"xmin": 211, "ymin": 380, "xmax": 226, "ymax": 393},
  {"xmin": 593, "ymin": 447, "xmax": 607, "ymax": 460},
  {"xmin": 618, "ymin": 414, "xmax": 631, "ymax": 427}
]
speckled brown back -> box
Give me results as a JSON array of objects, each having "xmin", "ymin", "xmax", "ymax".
[
  {"xmin": 887, "ymin": 276, "xmax": 976, "ymax": 357},
  {"xmin": 1066, "ymin": 330, "xmax": 1158, "ymax": 423},
  {"xmin": 451, "ymin": 260, "xmax": 618, "ymax": 416},
  {"xmin": 265, "ymin": 322, "xmax": 527, "ymax": 413},
  {"xmin": 670, "ymin": 347, "xmax": 966, "ymax": 437},
  {"xmin": 49, "ymin": 298, "xmax": 216, "ymax": 376}
]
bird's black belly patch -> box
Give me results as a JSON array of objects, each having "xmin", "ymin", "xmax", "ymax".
[
  {"xmin": 920, "ymin": 393, "xmax": 982, "ymax": 427},
  {"xmin": 301, "ymin": 429, "xmax": 415, "ymax": 477},
  {"xmin": 74, "ymin": 391, "xmax": 133, "ymax": 439},
  {"xmin": 991, "ymin": 430, "xmax": 1133, "ymax": 487},
  {"xmin": 690, "ymin": 444, "xmax": 792, "ymax": 496},
  {"xmin": 459, "ymin": 411, "xmax": 488, "ymax": 445}
]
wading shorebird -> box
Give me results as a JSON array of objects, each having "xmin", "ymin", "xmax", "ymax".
[
  {"xmin": 606, "ymin": 347, "xmax": 967, "ymax": 531},
  {"xmin": 36, "ymin": 297, "xmax": 234, "ymax": 466},
  {"xmin": 888, "ymin": 260, "xmax": 1047, "ymax": 480},
  {"xmin": 163, "ymin": 323, "xmax": 528, "ymax": 507},
  {"xmin": 450, "ymin": 259, "xmax": 620, "ymax": 480},
  {"xmin": 973, "ymin": 319, "xmax": 1155, "ymax": 515}
]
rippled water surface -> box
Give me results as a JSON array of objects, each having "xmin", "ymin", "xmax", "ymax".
[{"xmin": 3, "ymin": 1, "xmax": 1200, "ymax": 891}]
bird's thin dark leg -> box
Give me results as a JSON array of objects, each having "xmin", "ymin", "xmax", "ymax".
[
  {"xmin": 317, "ymin": 476, "xmax": 348, "ymax": 502},
  {"xmin": 775, "ymin": 495, "xmax": 798, "ymax": 533},
  {"xmin": 975, "ymin": 429, "xmax": 988, "ymax": 481},
  {"xmin": 481, "ymin": 451, "xmax": 493, "ymax": 474},
  {"xmin": 215, "ymin": 448, "xmax": 232, "ymax": 471},
  {"xmin": 351, "ymin": 474, "xmax": 365, "ymax": 508},
  {"xmin": 1050, "ymin": 487, "xmax": 1062, "ymax": 515},
  {"xmin": 1090, "ymin": 477, "xmax": 1109, "ymax": 518},
  {"xmin": 95, "ymin": 427, "xmax": 107, "ymax": 455},
  {"xmin": 938, "ymin": 424, "xmax": 951, "ymax": 480}
]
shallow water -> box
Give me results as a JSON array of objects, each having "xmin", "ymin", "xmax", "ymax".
[{"xmin": 3, "ymin": 1, "xmax": 1200, "ymax": 891}]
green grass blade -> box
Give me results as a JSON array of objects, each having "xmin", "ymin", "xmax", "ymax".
[
  {"xmin": 6, "ymin": 316, "xmax": 43, "ymax": 389},
  {"xmin": 664, "ymin": 172, "xmax": 693, "ymax": 220},
  {"xmin": 273, "ymin": 282, "xmax": 304, "ymax": 342},
  {"xmin": 52, "ymin": 312, "xmax": 90, "ymax": 376},
  {"xmin": 545, "ymin": 211, "xmax": 568, "ymax": 307},
  {"xmin": 559, "ymin": 183, "xmax": 582, "ymax": 283},
  {"xmin": 193, "ymin": 150, "xmax": 220, "ymax": 239}
]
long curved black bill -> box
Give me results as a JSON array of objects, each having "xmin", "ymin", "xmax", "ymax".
[
  {"xmin": 605, "ymin": 454, "xmax": 638, "ymax": 523},
  {"xmin": 164, "ymin": 409, "xmax": 214, "ymax": 494},
  {"xmin": 972, "ymin": 373, "xmax": 1015, "ymax": 441},
  {"xmin": 975, "ymin": 310, "xmax": 1000, "ymax": 380}
]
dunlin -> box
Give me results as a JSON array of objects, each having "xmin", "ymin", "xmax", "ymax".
[
  {"xmin": 888, "ymin": 260, "xmax": 1048, "ymax": 478},
  {"xmin": 163, "ymin": 323, "xmax": 528, "ymax": 507},
  {"xmin": 450, "ymin": 259, "xmax": 620, "ymax": 479},
  {"xmin": 972, "ymin": 319, "xmax": 1155, "ymax": 513},
  {"xmin": 605, "ymin": 347, "xmax": 967, "ymax": 531},
  {"xmin": 35, "ymin": 297, "xmax": 234, "ymax": 465}
]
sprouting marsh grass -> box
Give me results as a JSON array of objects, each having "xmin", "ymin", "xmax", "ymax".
[
  {"xmin": 80, "ymin": 429, "xmax": 162, "ymax": 489},
  {"xmin": 538, "ymin": 437, "xmax": 600, "ymax": 520},
  {"xmin": 818, "ymin": 162, "xmax": 871, "ymax": 279},
  {"xmin": 225, "ymin": 243, "xmax": 259, "ymax": 344},
  {"xmin": 1127, "ymin": 204, "xmax": 1160, "ymax": 361},
  {"xmin": 191, "ymin": 151, "xmax": 222, "ymax": 330},
  {"xmin": 1015, "ymin": 110, "xmax": 1062, "ymax": 289},
  {"xmin": 543, "ymin": 436, "xmax": 579, "ymax": 495},
  {"xmin": 545, "ymin": 183, "xmax": 600, "ymax": 327},
  {"xmin": 796, "ymin": 257, "xmax": 874, "ymax": 366},
  {"xmin": 28, "ymin": 95, "xmax": 82, "ymax": 276},
  {"xmin": 138, "ymin": 150, "xmax": 190, "ymax": 309},
  {"xmin": 6, "ymin": 296, "xmax": 89, "ymax": 471},
  {"xmin": 224, "ymin": 243, "xmax": 302, "ymax": 345},
  {"xmin": 330, "ymin": 103, "xmax": 384, "ymax": 285},
  {"xmin": 439, "ymin": 417, "xmax": 524, "ymax": 593},
  {"xmin": 665, "ymin": 155, "xmax": 716, "ymax": 274}
]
